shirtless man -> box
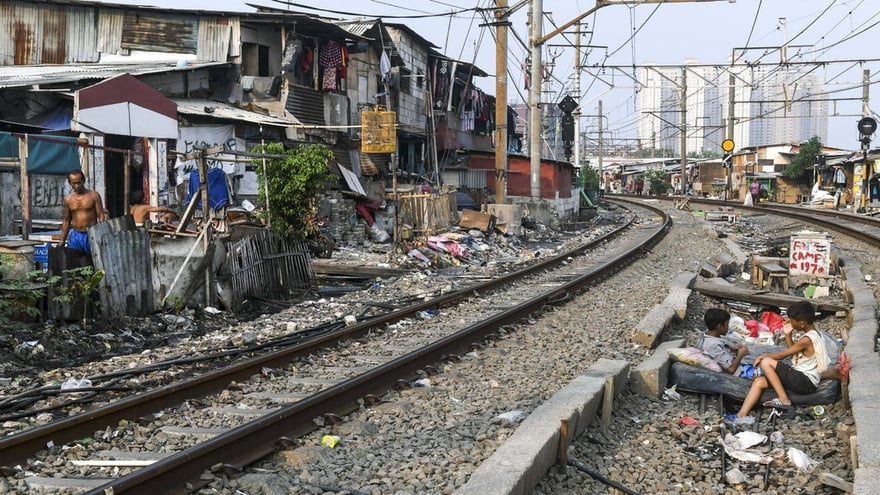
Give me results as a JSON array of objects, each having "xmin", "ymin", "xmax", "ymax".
[
  {"xmin": 129, "ymin": 190, "xmax": 177, "ymax": 225},
  {"xmin": 60, "ymin": 170, "xmax": 106, "ymax": 255}
]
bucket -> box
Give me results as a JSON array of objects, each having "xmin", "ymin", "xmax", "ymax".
[{"xmin": 0, "ymin": 244, "xmax": 35, "ymax": 279}]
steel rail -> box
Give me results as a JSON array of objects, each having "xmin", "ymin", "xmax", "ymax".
[
  {"xmin": 0, "ymin": 200, "xmax": 645, "ymax": 468},
  {"xmin": 82, "ymin": 198, "xmax": 670, "ymax": 495},
  {"xmin": 610, "ymin": 194, "xmax": 880, "ymax": 248}
]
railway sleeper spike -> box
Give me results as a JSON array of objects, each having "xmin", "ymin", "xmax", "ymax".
[
  {"xmin": 363, "ymin": 394, "xmax": 382, "ymax": 406},
  {"xmin": 423, "ymin": 364, "xmax": 440, "ymax": 375},
  {"xmin": 469, "ymin": 343, "xmax": 484, "ymax": 352},
  {"xmin": 211, "ymin": 462, "xmax": 244, "ymax": 478},
  {"xmin": 441, "ymin": 354, "xmax": 461, "ymax": 363},
  {"xmin": 393, "ymin": 379, "xmax": 411, "ymax": 391},
  {"xmin": 546, "ymin": 291, "xmax": 571, "ymax": 305},
  {"xmin": 276, "ymin": 436, "xmax": 297, "ymax": 450},
  {"xmin": 324, "ymin": 412, "xmax": 344, "ymax": 425}
]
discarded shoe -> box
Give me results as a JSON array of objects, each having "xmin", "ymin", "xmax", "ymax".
[
  {"xmin": 723, "ymin": 413, "xmax": 755, "ymax": 425},
  {"xmin": 762, "ymin": 398, "xmax": 793, "ymax": 410}
]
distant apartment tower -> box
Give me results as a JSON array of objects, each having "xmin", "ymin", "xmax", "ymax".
[{"xmin": 637, "ymin": 62, "xmax": 828, "ymax": 154}]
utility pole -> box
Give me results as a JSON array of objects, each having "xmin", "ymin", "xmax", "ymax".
[
  {"xmin": 529, "ymin": 0, "xmax": 734, "ymax": 201},
  {"xmin": 597, "ymin": 100, "xmax": 604, "ymax": 188},
  {"xmin": 494, "ymin": 0, "xmax": 509, "ymax": 204},
  {"xmin": 859, "ymin": 69, "xmax": 872, "ymax": 211},
  {"xmin": 680, "ymin": 67, "xmax": 687, "ymax": 195},
  {"xmin": 573, "ymin": 22, "xmax": 581, "ymax": 172},
  {"xmin": 528, "ymin": 0, "xmax": 542, "ymax": 200}
]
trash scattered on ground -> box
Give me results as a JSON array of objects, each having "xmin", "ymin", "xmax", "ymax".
[
  {"xmin": 788, "ymin": 446, "xmax": 819, "ymax": 472},
  {"xmin": 60, "ymin": 377, "xmax": 92, "ymax": 390},
  {"xmin": 494, "ymin": 410, "xmax": 527, "ymax": 425},
  {"xmin": 663, "ymin": 385, "xmax": 681, "ymax": 400},
  {"xmin": 320, "ymin": 435, "xmax": 340, "ymax": 448},
  {"xmin": 725, "ymin": 467, "xmax": 747, "ymax": 484},
  {"xmin": 680, "ymin": 416, "xmax": 700, "ymax": 426}
]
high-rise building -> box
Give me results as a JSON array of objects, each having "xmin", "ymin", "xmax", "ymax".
[{"xmin": 636, "ymin": 62, "xmax": 828, "ymax": 154}]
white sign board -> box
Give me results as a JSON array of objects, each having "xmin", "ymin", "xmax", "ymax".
[{"xmin": 789, "ymin": 231, "xmax": 832, "ymax": 277}]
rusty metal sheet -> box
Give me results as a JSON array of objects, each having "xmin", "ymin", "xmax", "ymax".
[
  {"xmin": 40, "ymin": 5, "xmax": 66, "ymax": 64},
  {"xmin": 1, "ymin": 2, "xmax": 41, "ymax": 66},
  {"xmin": 121, "ymin": 11, "xmax": 197, "ymax": 54}
]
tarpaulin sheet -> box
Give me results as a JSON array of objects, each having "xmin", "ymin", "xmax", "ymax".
[
  {"xmin": 0, "ymin": 132, "xmax": 80, "ymax": 174},
  {"xmin": 187, "ymin": 168, "xmax": 230, "ymax": 210}
]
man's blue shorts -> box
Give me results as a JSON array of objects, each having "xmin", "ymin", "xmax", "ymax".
[{"xmin": 68, "ymin": 229, "xmax": 91, "ymax": 254}]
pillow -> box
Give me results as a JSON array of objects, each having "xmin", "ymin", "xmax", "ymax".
[{"xmin": 667, "ymin": 347, "xmax": 723, "ymax": 372}]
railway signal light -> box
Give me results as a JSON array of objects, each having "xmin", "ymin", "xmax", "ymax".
[
  {"xmin": 721, "ymin": 139, "xmax": 735, "ymax": 169},
  {"xmin": 858, "ymin": 116, "xmax": 876, "ymax": 148}
]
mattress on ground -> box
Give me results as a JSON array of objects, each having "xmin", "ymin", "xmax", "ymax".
[{"xmin": 668, "ymin": 361, "xmax": 841, "ymax": 405}]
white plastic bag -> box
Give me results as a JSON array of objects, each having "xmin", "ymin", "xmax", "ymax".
[{"xmin": 787, "ymin": 447, "xmax": 819, "ymax": 472}]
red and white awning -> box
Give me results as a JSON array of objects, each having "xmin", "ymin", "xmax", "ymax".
[{"xmin": 73, "ymin": 73, "xmax": 177, "ymax": 139}]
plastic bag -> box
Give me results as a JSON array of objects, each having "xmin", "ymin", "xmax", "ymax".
[
  {"xmin": 787, "ymin": 447, "xmax": 819, "ymax": 472},
  {"xmin": 761, "ymin": 311, "xmax": 786, "ymax": 332}
]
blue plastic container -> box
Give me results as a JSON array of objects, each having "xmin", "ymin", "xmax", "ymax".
[{"xmin": 33, "ymin": 242, "xmax": 50, "ymax": 272}]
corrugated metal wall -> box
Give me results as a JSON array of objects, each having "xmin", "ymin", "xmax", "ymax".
[
  {"xmin": 66, "ymin": 6, "xmax": 98, "ymax": 62},
  {"xmin": 288, "ymin": 83, "xmax": 325, "ymax": 126},
  {"xmin": 96, "ymin": 8, "xmax": 123, "ymax": 56},
  {"xmin": 0, "ymin": 2, "xmax": 99, "ymax": 65},
  {"xmin": 41, "ymin": 5, "xmax": 66, "ymax": 64},
  {"xmin": 1, "ymin": 3, "xmax": 236, "ymax": 65},
  {"xmin": 121, "ymin": 11, "xmax": 198, "ymax": 54},
  {"xmin": 90, "ymin": 217, "xmax": 154, "ymax": 317},
  {"xmin": 197, "ymin": 17, "xmax": 231, "ymax": 62}
]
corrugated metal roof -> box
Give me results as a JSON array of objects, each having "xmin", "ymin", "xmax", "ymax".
[
  {"xmin": 0, "ymin": 61, "xmax": 229, "ymax": 88},
  {"xmin": 174, "ymin": 98, "xmax": 303, "ymax": 127}
]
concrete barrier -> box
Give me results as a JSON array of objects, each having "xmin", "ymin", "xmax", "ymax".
[
  {"xmin": 631, "ymin": 339, "xmax": 685, "ymax": 398},
  {"xmin": 454, "ymin": 359, "xmax": 629, "ymax": 495},
  {"xmin": 839, "ymin": 258, "xmax": 880, "ymax": 495}
]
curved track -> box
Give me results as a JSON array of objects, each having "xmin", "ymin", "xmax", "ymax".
[{"xmin": 3, "ymin": 199, "xmax": 668, "ymax": 494}]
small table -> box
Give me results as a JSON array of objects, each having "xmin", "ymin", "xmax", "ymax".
[{"xmin": 756, "ymin": 262, "xmax": 789, "ymax": 292}]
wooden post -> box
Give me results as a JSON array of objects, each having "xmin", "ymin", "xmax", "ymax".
[
  {"xmin": 197, "ymin": 150, "xmax": 213, "ymax": 308},
  {"xmin": 123, "ymin": 153, "xmax": 130, "ymax": 215},
  {"xmin": 556, "ymin": 418, "xmax": 569, "ymax": 475},
  {"xmin": 601, "ymin": 375, "xmax": 614, "ymax": 426},
  {"xmin": 19, "ymin": 136, "xmax": 30, "ymax": 240}
]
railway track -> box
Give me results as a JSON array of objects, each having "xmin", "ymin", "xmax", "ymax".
[
  {"xmin": 2, "ymin": 199, "xmax": 669, "ymax": 494},
  {"xmin": 614, "ymin": 194, "xmax": 880, "ymax": 248}
]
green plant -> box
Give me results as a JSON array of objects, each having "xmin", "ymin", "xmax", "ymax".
[
  {"xmin": 784, "ymin": 136, "xmax": 823, "ymax": 182},
  {"xmin": 164, "ymin": 294, "xmax": 185, "ymax": 312},
  {"xmin": 0, "ymin": 256, "xmax": 60, "ymax": 331},
  {"xmin": 580, "ymin": 166, "xmax": 601, "ymax": 190},
  {"xmin": 645, "ymin": 169, "xmax": 672, "ymax": 195},
  {"xmin": 53, "ymin": 266, "xmax": 104, "ymax": 331},
  {"xmin": 253, "ymin": 142, "xmax": 337, "ymax": 243}
]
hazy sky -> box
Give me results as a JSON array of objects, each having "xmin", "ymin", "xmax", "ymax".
[{"xmin": 92, "ymin": 0, "xmax": 879, "ymax": 149}]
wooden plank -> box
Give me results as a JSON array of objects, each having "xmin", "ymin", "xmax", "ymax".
[
  {"xmin": 71, "ymin": 459, "xmax": 157, "ymax": 467},
  {"xmin": 818, "ymin": 472, "xmax": 853, "ymax": 493},
  {"xmin": 758, "ymin": 262, "xmax": 787, "ymax": 274},
  {"xmin": 693, "ymin": 277, "xmax": 850, "ymax": 312}
]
